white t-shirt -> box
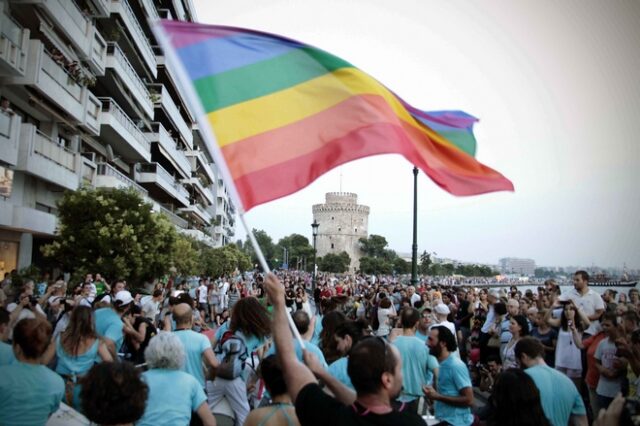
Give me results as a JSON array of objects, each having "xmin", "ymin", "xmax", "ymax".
[
  {"xmin": 568, "ymin": 288, "xmax": 605, "ymax": 335},
  {"xmin": 376, "ymin": 308, "xmax": 394, "ymax": 336},
  {"xmin": 198, "ymin": 285, "xmax": 208, "ymax": 304},
  {"xmin": 142, "ymin": 299, "xmax": 160, "ymax": 320},
  {"xmin": 6, "ymin": 302, "xmax": 46, "ymax": 339}
]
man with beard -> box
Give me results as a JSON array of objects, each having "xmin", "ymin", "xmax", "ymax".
[
  {"xmin": 264, "ymin": 274, "xmax": 424, "ymax": 425},
  {"xmin": 424, "ymin": 326, "xmax": 474, "ymax": 426}
]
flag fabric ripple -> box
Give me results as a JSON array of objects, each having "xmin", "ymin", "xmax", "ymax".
[{"xmin": 159, "ymin": 20, "xmax": 514, "ymax": 212}]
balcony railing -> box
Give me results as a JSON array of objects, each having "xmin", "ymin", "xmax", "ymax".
[
  {"xmin": 96, "ymin": 162, "xmax": 148, "ymax": 196},
  {"xmin": 140, "ymin": 0, "xmax": 159, "ymax": 20},
  {"xmin": 147, "ymin": 84, "xmax": 192, "ymax": 147},
  {"xmin": 33, "ymin": 130, "xmax": 75, "ymax": 171},
  {"xmin": 111, "ymin": 0, "xmax": 156, "ymax": 75},
  {"xmin": 0, "ymin": 13, "xmax": 29, "ymax": 77},
  {"xmin": 137, "ymin": 162, "xmax": 190, "ymax": 200},
  {"xmin": 158, "ymin": 204, "xmax": 188, "ymax": 228},
  {"xmin": 99, "ymin": 97, "xmax": 150, "ymax": 152},
  {"xmin": 147, "ymin": 122, "xmax": 191, "ymax": 177},
  {"xmin": 42, "ymin": 49, "xmax": 83, "ymax": 102},
  {"xmin": 106, "ymin": 43, "xmax": 152, "ymax": 116}
]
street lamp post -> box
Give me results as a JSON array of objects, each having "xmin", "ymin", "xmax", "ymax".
[{"xmin": 311, "ymin": 220, "xmax": 319, "ymax": 292}]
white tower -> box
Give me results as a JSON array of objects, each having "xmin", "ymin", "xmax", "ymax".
[{"xmin": 312, "ymin": 192, "xmax": 369, "ymax": 272}]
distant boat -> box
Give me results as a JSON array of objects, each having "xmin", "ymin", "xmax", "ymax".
[{"xmin": 589, "ymin": 273, "xmax": 637, "ymax": 288}]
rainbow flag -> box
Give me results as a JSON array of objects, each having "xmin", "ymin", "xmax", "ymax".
[{"xmin": 158, "ymin": 21, "xmax": 514, "ymax": 212}]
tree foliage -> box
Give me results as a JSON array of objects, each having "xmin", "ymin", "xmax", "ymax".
[
  {"xmin": 358, "ymin": 235, "xmax": 398, "ymax": 274},
  {"xmin": 318, "ymin": 251, "xmax": 351, "ymax": 273},
  {"xmin": 244, "ymin": 229, "xmax": 276, "ymax": 269},
  {"xmin": 275, "ymin": 233, "xmax": 314, "ymax": 270},
  {"xmin": 41, "ymin": 188, "xmax": 177, "ymax": 285},
  {"xmin": 172, "ymin": 235, "xmax": 202, "ymax": 276},
  {"xmin": 201, "ymin": 244, "xmax": 252, "ymax": 278}
]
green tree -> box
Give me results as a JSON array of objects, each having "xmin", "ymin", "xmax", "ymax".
[
  {"xmin": 393, "ymin": 257, "xmax": 410, "ymax": 274},
  {"xmin": 276, "ymin": 233, "xmax": 314, "ymax": 271},
  {"xmin": 318, "ymin": 251, "xmax": 351, "ymax": 273},
  {"xmin": 420, "ymin": 251, "xmax": 433, "ymax": 275},
  {"xmin": 359, "ymin": 235, "xmax": 390, "ymax": 258},
  {"xmin": 172, "ymin": 235, "xmax": 202, "ymax": 276},
  {"xmin": 244, "ymin": 229, "xmax": 276, "ymax": 269},
  {"xmin": 41, "ymin": 188, "xmax": 177, "ymax": 285},
  {"xmin": 359, "ymin": 256, "xmax": 393, "ymax": 275}
]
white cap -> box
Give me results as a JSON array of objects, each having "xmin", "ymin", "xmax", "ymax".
[
  {"xmin": 434, "ymin": 303, "xmax": 450, "ymax": 315},
  {"xmin": 488, "ymin": 289, "xmax": 500, "ymax": 298},
  {"xmin": 114, "ymin": 290, "xmax": 133, "ymax": 306}
]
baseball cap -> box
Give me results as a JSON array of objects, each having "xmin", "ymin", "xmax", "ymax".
[
  {"xmin": 434, "ymin": 303, "xmax": 450, "ymax": 315},
  {"xmin": 114, "ymin": 290, "xmax": 133, "ymax": 306}
]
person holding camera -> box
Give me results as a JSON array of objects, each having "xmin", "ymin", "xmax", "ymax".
[{"xmin": 6, "ymin": 288, "xmax": 47, "ymax": 340}]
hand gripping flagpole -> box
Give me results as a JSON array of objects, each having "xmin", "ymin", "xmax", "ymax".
[{"xmin": 152, "ymin": 21, "xmax": 306, "ymax": 350}]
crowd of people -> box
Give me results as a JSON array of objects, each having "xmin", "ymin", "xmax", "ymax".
[{"xmin": 0, "ymin": 269, "xmax": 638, "ymax": 425}]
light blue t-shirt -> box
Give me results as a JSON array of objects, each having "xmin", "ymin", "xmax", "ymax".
[
  {"xmin": 266, "ymin": 338, "xmax": 329, "ymax": 370},
  {"xmin": 394, "ymin": 335, "xmax": 438, "ymax": 402},
  {"xmin": 95, "ymin": 308, "xmax": 124, "ymax": 352},
  {"xmin": 214, "ymin": 322, "xmax": 266, "ymax": 356},
  {"xmin": 415, "ymin": 330, "xmax": 428, "ymax": 342},
  {"xmin": 138, "ymin": 368, "xmax": 207, "ymax": 426},
  {"xmin": 525, "ymin": 364, "xmax": 586, "ymax": 426},
  {"xmin": 328, "ymin": 356, "xmax": 354, "ymax": 390},
  {"xmin": 175, "ymin": 329, "xmax": 212, "ymax": 388},
  {"xmin": 435, "ymin": 354, "xmax": 473, "ymax": 426},
  {"xmin": 0, "ymin": 362, "xmax": 65, "ymax": 426},
  {"xmin": 0, "ymin": 341, "xmax": 15, "ymax": 365}
]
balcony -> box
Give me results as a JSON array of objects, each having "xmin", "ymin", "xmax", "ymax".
[
  {"xmin": 109, "ymin": 0, "xmax": 157, "ymax": 77},
  {"xmin": 178, "ymin": 228, "xmax": 215, "ymax": 247},
  {"xmin": 171, "ymin": 0, "xmax": 188, "ymax": 21},
  {"xmin": 135, "ymin": 162, "xmax": 189, "ymax": 207},
  {"xmin": 98, "ymin": 98, "xmax": 151, "ymax": 162},
  {"xmin": 12, "ymin": 205, "xmax": 57, "ymax": 235},
  {"xmin": 6, "ymin": 41, "xmax": 87, "ymax": 122},
  {"xmin": 179, "ymin": 202, "xmax": 212, "ymax": 225},
  {"xmin": 146, "ymin": 122, "xmax": 191, "ymax": 178},
  {"xmin": 14, "ymin": 0, "xmax": 95, "ymax": 59},
  {"xmin": 16, "ymin": 123, "xmax": 78, "ymax": 190},
  {"xmin": 186, "ymin": 150, "xmax": 216, "ymax": 184},
  {"xmin": 139, "ymin": 0, "xmax": 159, "ymax": 20},
  {"xmin": 82, "ymin": 92, "xmax": 102, "ymax": 136},
  {"xmin": 0, "ymin": 13, "xmax": 29, "ymax": 77},
  {"xmin": 148, "ymin": 84, "xmax": 193, "ymax": 148},
  {"xmin": 95, "ymin": 162, "xmax": 149, "ymax": 198},
  {"xmin": 88, "ymin": 0, "xmax": 110, "ymax": 18},
  {"xmin": 105, "ymin": 43, "xmax": 154, "ymax": 118},
  {"xmin": 86, "ymin": 29, "xmax": 107, "ymax": 76},
  {"xmin": 0, "ymin": 111, "xmax": 21, "ymax": 166},
  {"xmin": 183, "ymin": 176, "xmax": 214, "ymax": 206},
  {"xmin": 80, "ymin": 155, "xmax": 96, "ymax": 186},
  {"xmin": 154, "ymin": 203, "xmax": 188, "ymax": 229}
]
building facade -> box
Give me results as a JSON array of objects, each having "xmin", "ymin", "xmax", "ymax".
[
  {"xmin": 499, "ymin": 257, "xmax": 536, "ymax": 276},
  {"xmin": 0, "ymin": 0, "xmax": 235, "ymax": 277},
  {"xmin": 312, "ymin": 192, "xmax": 369, "ymax": 273}
]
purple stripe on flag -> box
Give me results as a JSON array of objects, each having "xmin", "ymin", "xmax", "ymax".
[{"xmin": 160, "ymin": 20, "xmax": 241, "ymax": 48}]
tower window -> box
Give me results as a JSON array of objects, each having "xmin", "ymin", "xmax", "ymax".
[
  {"xmin": 331, "ymin": 216, "xmax": 334, "ymax": 220},
  {"xmin": 338, "ymin": 227, "xmax": 341, "ymax": 231},
  {"xmin": 354, "ymin": 228, "xmax": 357, "ymax": 232},
  {"xmin": 331, "ymin": 243, "xmax": 334, "ymax": 249}
]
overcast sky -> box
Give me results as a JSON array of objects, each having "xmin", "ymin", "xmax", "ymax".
[{"xmin": 192, "ymin": 0, "xmax": 640, "ymax": 269}]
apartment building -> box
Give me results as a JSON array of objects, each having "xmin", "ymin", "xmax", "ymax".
[
  {"xmin": 0, "ymin": 0, "xmax": 236, "ymax": 277},
  {"xmin": 499, "ymin": 257, "xmax": 536, "ymax": 276}
]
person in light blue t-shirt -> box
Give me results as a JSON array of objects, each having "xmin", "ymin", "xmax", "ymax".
[
  {"xmin": 172, "ymin": 303, "xmax": 218, "ymax": 388},
  {"xmin": 95, "ymin": 290, "xmax": 135, "ymax": 355},
  {"xmin": 0, "ymin": 318, "xmax": 64, "ymax": 426},
  {"xmin": 266, "ymin": 309, "xmax": 328, "ymax": 370},
  {"xmin": 424, "ymin": 325, "xmax": 474, "ymax": 426},
  {"xmin": 138, "ymin": 332, "xmax": 216, "ymax": 426},
  {"xmin": 393, "ymin": 307, "xmax": 439, "ymax": 410},
  {"xmin": 327, "ymin": 319, "xmax": 368, "ymax": 390},
  {"xmin": 516, "ymin": 337, "xmax": 587, "ymax": 426},
  {"xmin": 0, "ymin": 307, "xmax": 15, "ymax": 365}
]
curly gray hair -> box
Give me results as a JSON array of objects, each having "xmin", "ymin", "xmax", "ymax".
[{"xmin": 144, "ymin": 332, "xmax": 185, "ymax": 370}]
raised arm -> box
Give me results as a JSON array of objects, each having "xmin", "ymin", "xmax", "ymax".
[{"xmin": 265, "ymin": 274, "xmax": 316, "ymax": 402}]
